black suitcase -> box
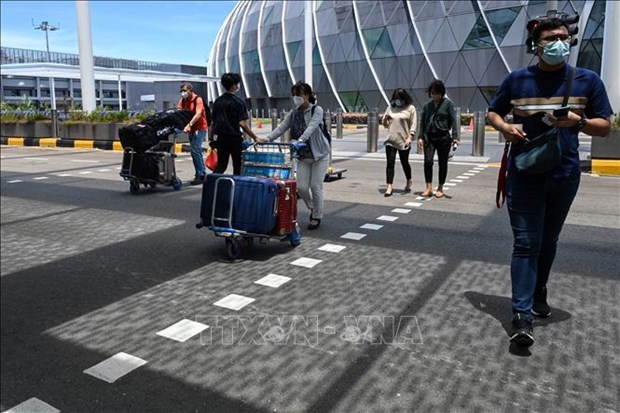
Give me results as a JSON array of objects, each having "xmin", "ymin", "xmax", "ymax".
[{"xmin": 118, "ymin": 123, "xmax": 158, "ymax": 153}]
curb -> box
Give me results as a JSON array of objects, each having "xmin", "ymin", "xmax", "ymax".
[{"xmin": 0, "ymin": 137, "xmax": 191, "ymax": 154}]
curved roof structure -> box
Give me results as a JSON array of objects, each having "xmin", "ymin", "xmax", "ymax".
[{"xmin": 208, "ymin": 0, "xmax": 609, "ymax": 113}]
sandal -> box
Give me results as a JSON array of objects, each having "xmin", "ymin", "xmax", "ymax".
[{"xmin": 308, "ymin": 218, "xmax": 321, "ymax": 230}]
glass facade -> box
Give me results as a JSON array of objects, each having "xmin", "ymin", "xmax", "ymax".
[{"xmin": 208, "ymin": 0, "xmax": 606, "ymax": 113}]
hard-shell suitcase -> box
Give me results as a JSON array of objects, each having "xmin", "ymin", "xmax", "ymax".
[
  {"xmin": 270, "ymin": 179, "xmax": 297, "ymax": 236},
  {"xmin": 201, "ymin": 174, "xmax": 278, "ymax": 234}
]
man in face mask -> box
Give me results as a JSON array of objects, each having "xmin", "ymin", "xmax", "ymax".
[
  {"xmin": 487, "ymin": 18, "xmax": 613, "ymax": 348},
  {"xmin": 178, "ymin": 82, "xmax": 208, "ymax": 185}
]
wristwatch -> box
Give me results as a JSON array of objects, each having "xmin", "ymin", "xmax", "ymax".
[{"xmin": 576, "ymin": 115, "xmax": 587, "ymax": 131}]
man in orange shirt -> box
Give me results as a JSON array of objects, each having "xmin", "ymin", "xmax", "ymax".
[{"xmin": 178, "ymin": 81, "xmax": 207, "ymax": 185}]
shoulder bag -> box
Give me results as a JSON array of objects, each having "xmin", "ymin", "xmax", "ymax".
[{"xmin": 512, "ymin": 66, "xmax": 575, "ymax": 175}]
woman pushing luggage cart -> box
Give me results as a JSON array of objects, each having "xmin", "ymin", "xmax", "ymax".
[{"xmin": 196, "ymin": 142, "xmax": 302, "ymax": 260}]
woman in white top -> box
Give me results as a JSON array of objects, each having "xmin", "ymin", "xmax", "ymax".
[{"xmin": 382, "ymin": 88, "xmax": 418, "ymax": 197}]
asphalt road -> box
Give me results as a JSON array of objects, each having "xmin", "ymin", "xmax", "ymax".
[{"xmin": 1, "ymin": 143, "xmax": 619, "ymax": 413}]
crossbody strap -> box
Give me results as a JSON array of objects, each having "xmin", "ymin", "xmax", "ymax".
[{"xmin": 562, "ymin": 66, "xmax": 575, "ymax": 107}]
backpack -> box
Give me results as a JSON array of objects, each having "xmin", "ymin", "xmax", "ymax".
[
  {"xmin": 311, "ymin": 105, "xmax": 331, "ymax": 145},
  {"xmin": 182, "ymin": 95, "xmax": 212, "ymax": 126}
]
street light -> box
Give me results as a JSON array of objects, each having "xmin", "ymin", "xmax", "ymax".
[{"xmin": 34, "ymin": 20, "xmax": 61, "ymax": 139}]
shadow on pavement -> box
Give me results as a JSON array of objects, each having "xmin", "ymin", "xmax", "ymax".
[{"xmin": 463, "ymin": 291, "xmax": 572, "ymax": 356}]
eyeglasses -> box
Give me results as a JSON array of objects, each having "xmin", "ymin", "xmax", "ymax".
[{"xmin": 538, "ymin": 35, "xmax": 571, "ymax": 46}]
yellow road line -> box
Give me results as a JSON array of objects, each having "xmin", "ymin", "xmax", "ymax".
[
  {"xmin": 7, "ymin": 137, "xmax": 24, "ymax": 146},
  {"xmin": 73, "ymin": 140, "xmax": 94, "ymax": 149},
  {"xmin": 591, "ymin": 159, "xmax": 620, "ymax": 176}
]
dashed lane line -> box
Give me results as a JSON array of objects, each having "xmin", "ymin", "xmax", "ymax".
[
  {"xmin": 254, "ymin": 274, "xmax": 292, "ymax": 288},
  {"xmin": 83, "ymin": 352, "xmax": 147, "ymax": 384},
  {"xmin": 156, "ymin": 319, "xmax": 209, "ymax": 342},
  {"xmin": 318, "ymin": 244, "xmax": 347, "ymax": 253},
  {"xmin": 213, "ymin": 294, "xmax": 255, "ymax": 311},
  {"xmin": 360, "ymin": 223, "xmax": 383, "ymax": 230},
  {"xmin": 291, "ymin": 257, "xmax": 323, "ymax": 268},
  {"xmin": 340, "ymin": 232, "xmax": 367, "ymax": 240},
  {"xmin": 4, "ymin": 397, "xmax": 60, "ymax": 413}
]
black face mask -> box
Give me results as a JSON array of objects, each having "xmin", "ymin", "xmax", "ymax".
[{"xmin": 391, "ymin": 99, "xmax": 404, "ymax": 108}]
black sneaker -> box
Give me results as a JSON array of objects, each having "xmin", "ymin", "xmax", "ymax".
[
  {"xmin": 510, "ymin": 312, "xmax": 534, "ymax": 347},
  {"xmin": 532, "ymin": 286, "xmax": 551, "ymax": 317},
  {"xmin": 190, "ymin": 176, "xmax": 205, "ymax": 185}
]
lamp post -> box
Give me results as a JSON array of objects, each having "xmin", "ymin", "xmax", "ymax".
[{"xmin": 34, "ymin": 20, "xmax": 59, "ymax": 138}]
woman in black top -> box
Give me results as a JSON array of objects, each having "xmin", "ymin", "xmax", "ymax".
[{"xmin": 417, "ymin": 80, "xmax": 459, "ymax": 198}]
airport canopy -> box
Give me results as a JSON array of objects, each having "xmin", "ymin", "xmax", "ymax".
[{"xmin": 0, "ymin": 62, "xmax": 219, "ymax": 83}]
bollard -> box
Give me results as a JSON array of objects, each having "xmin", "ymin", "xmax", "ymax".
[
  {"xmin": 323, "ymin": 109, "xmax": 332, "ymax": 137},
  {"xmin": 51, "ymin": 108, "xmax": 58, "ymax": 139},
  {"xmin": 271, "ymin": 108, "xmax": 278, "ymax": 131},
  {"xmin": 336, "ymin": 108, "xmax": 343, "ymax": 139},
  {"xmin": 367, "ymin": 110, "xmax": 379, "ymax": 153},
  {"xmin": 455, "ymin": 106, "xmax": 461, "ymax": 141},
  {"xmin": 282, "ymin": 110, "xmax": 291, "ymax": 142},
  {"xmin": 472, "ymin": 111, "xmax": 485, "ymax": 156}
]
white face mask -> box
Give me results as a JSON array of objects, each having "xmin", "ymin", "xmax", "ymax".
[
  {"xmin": 180, "ymin": 91, "xmax": 189, "ymax": 99},
  {"xmin": 293, "ymin": 96, "xmax": 304, "ymax": 108}
]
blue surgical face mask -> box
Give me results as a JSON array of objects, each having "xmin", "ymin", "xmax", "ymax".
[{"xmin": 541, "ymin": 40, "xmax": 570, "ymax": 66}]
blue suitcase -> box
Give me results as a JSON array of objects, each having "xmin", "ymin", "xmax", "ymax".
[{"xmin": 201, "ymin": 174, "xmax": 278, "ymax": 234}]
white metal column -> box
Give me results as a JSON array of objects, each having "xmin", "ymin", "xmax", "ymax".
[
  {"xmin": 304, "ymin": 0, "xmax": 313, "ymax": 86},
  {"xmin": 76, "ymin": 0, "xmax": 96, "ymax": 112},
  {"xmin": 601, "ymin": 0, "xmax": 620, "ymax": 112}
]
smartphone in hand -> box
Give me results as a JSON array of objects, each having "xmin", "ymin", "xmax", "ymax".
[{"xmin": 553, "ymin": 106, "xmax": 570, "ymax": 119}]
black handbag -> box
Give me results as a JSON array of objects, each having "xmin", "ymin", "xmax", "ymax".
[{"xmin": 512, "ymin": 66, "xmax": 575, "ymax": 175}]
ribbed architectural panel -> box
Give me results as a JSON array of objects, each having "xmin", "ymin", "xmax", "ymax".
[{"xmin": 209, "ymin": 0, "xmax": 605, "ymax": 113}]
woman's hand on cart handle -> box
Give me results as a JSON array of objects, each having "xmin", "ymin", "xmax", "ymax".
[
  {"xmin": 255, "ymin": 137, "xmax": 268, "ymax": 144},
  {"xmin": 291, "ymin": 140, "xmax": 306, "ymax": 150}
]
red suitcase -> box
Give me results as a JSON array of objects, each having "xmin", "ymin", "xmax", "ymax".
[{"xmin": 270, "ymin": 179, "xmax": 297, "ymax": 236}]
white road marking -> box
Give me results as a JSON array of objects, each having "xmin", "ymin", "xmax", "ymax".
[
  {"xmin": 291, "ymin": 257, "xmax": 323, "ymax": 268},
  {"xmin": 360, "ymin": 223, "xmax": 383, "ymax": 230},
  {"xmin": 24, "ymin": 157, "xmax": 48, "ymax": 161},
  {"xmin": 156, "ymin": 319, "xmax": 209, "ymax": 342},
  {"xmin": 98, "ymin": 169, "xmax": 111, "ymax": 172},
  {"xmin": 83, "ymin": 352, "xmax": 147, "ymax": 383},
  {"xmin": 456, "ymin": 176, "xmax": 470, "ymax": 179},
  {"xmin": 377, "ymin": 215, "xmax": 398, "ymax": 222},
  {"xmin": 4, "ymin": 398, "xmax": 60, "ymax": 413},
  {"xmin": 415, "ymin": 196, "xmax": 425, "ymax": 200},
  {"xmin": 78, "ymin": 171, "xmax": 93, "ymax": 174},
  {"xmin": 450, "ymin": 179, "xmax": 463, "ymax": 183},
  {"xmin": 213, "ymin": 294, "xmax": 255, "ymax": 311},
  {"xmin": 391, "ymin": 208, "xmax": 411, "ymax": 214},
  {"xmin": 404, "ymin": 202, "xmax": 423, "ymax": 207},
  {"xmin": 340, "ymin": 232, "xmax": 367, "ymax": 241},
  {"xmin": 469, "ymin": 170, "xmax": 481, "ymax": 173},
  {"xmin": 33, "ymin": 176, "xmax": 49, "ymax": 180},
  {"xmin": 254, "ymin": 273, "xmax": 291, "ymax": 288},
  {"xmin": 463, "ymin": 173, "xmax": 475, "ymax": 176},
  {"xmin": 7, "ymin": 180, "xmax": 23, "ymax": 183},
  {"xmin": 443, "ymin": 183, "xmax": 456, "ymax": 186},
  {"xmin": 318, "ymin": 244, "xmax": 347, "ymax": 253},
  {"xmin": 474, "ymin": 166, "xmax": 487, "ymax": 170},
  {"xmin": 55, "ymin": 173, "xmax": 73, "ymax": 177},
  {"xmin": 71, "ymin": 159, "xmax": 98, "ymax": 163}
]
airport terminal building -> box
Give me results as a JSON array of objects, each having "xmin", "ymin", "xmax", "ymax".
[
  {"xmin": 207, "ymin": 0, "xmax": 611, "ymax": 113},
  {"xmin": 0, "ymin": 47, "xmax": 214, "ymax": 112}
]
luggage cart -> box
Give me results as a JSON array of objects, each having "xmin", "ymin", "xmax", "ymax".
[
  {"xmin": 120, "ymin": 135, "xmax": 182, "ymax": 194},
  {"xmin": 197, "ymin": 142, "xmax": 301, "ymax": 260}
]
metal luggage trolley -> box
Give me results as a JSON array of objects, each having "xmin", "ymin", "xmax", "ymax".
[
  {"xmin": 200, "ymin": 142, "xmax": 301, "ymax": 260},
  {"xmin": 120, "ymin": 134, "xmax": 182, "ymax": 194}
]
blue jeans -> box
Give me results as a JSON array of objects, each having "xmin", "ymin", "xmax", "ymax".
[
  {"xmin": 506, "ymin": 170, "xmax": 579, "ymax": 320},
  {"xmin": 189, "ymin": 130, "xmax": 207, "ymax": 178}
]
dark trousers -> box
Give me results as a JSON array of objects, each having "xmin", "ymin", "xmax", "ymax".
[
  {"xmin": 506, "ymin": 171, "xmax": 579, "ymax": 319},
  {"xmin": 423, "ymin": 136, "xmax": 451, "ymax": 185},
  {"xmin": 214, "ymin": 137, "xmax": 243, "ymax": 175},
  {"xmin": 385, "ymin": 145, "xmax": 412, "ymax": 184}
]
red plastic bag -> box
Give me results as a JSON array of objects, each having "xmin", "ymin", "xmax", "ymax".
[{"xmin": 205, "ymin": 148, "xmax": 218, "ymax": 171}]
